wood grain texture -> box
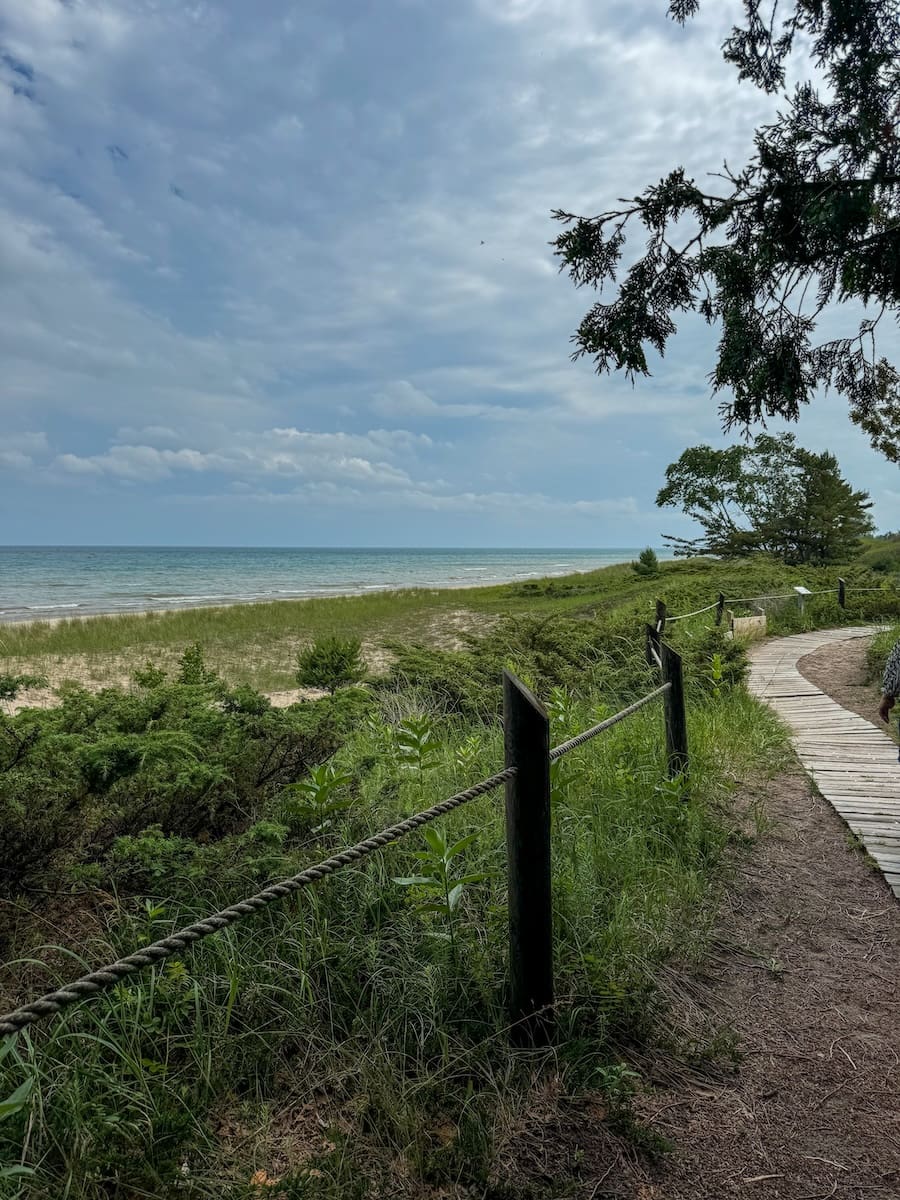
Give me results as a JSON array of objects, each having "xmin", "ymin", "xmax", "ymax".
[{"xmin": 748, "ymin": 626, "xmax": 900, "ymax": 899}]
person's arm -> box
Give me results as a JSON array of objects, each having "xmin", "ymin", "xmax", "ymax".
[{"xmin": 879, "ymin": 641, "xmax": 900, "ymax": 723}]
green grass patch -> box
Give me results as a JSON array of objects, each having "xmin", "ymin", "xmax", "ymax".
[{"xmin": 0, "ymin": 611, "xmax": 793, "ymax": 1197}]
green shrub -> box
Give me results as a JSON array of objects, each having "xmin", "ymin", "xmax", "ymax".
[
  {"xmin": 0, "ymin": 673, "xmax": 47, "ymax": 702},
  {"xmin": 631, "ymin": 547, "xmax": 660, "ymax": 577},
  {"xmin": 132, "ymin": 661, "xmax": 167, "ymax": 689},
  {"xmin": 0, "ymin": 675, "xmax": 370, "ymax": 894},
  {"xmin": 296, "ymin": 636, "xmax": 367, "ymax": 693},
  {"xmin": 177, "ymin": 642, "xmax": 219, "ymax": 686}
]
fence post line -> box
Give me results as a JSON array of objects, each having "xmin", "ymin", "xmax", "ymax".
[
  {"xmin": 655, "ymin": 598, "xmax": 667, "ymax": 633},
  {"xmin": 660, "ymin": 642, "xmax": 689, "ymax": 785},
  {"xmin": 715, "ymin": 593, "xmax": 725, "ymax": 626},
  {"xmin": 838, "ymin": 578, "xmax": 846, "ymax": 609},
  {"xmin": 503, "ymin": 669, "xmax": 554, "ymax": 1047}
]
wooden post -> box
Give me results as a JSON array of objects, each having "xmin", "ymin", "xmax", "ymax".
[
  {"xmin": 645, "ymin": 622, "xmax": 661, "ymax": 669},
  {"xmin": 715, "ymin": 593, "xmax": 725, "ymax": 626},
  {"xmin": 655, "ymin": 598, "xmax": 667, "ymax": 634},
  {"xmin": 660, "ymin": 642, "xmax": 689, "ymax": 783},
  {"xmin": 838, "ymin": 578, "xmax": 846, "ymax": 609},
  {"xmin": 503, "ymin": 670, "xmax": 554, "ymax": 1046}
]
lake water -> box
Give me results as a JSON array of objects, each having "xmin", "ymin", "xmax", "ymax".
[{"xmin": 0, "ymin": 546, "xmax": 656, "ymax": 623}]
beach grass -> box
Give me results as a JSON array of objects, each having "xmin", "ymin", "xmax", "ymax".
[{"xmin": 2, "ymin": 555, "xmax": 898, "ymax": 696}]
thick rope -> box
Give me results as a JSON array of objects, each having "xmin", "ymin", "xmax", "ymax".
[
  {"xmin": 0, "ymin": 767, "xmax": 514, "ymax": 1036},
  {"xmin": 549, "ymin": 683, "xmax": 670, "ymax": 761},
  {"xmin": 664, "ymin": 601, "xmax": 720, "ymax": 622},
  {"xmin": 726, "ymin": 592, "xmax": 797, "ymax": 604},
  {"xmin": 0, "ymin": 683, "xmax": 672, "ymax": 1036}
]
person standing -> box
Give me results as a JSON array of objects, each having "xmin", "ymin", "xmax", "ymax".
[{"xmin": 878, "ymin": 637, "xmax": 900, "ymax": 725}]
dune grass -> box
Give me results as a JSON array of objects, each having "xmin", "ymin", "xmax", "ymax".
[{"xmin": 2, "ymin": 554, "xmax": 898, "ymax": 696}]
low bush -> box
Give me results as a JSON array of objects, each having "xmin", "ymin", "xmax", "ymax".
[{"xmin": 0, "ymin": 676, "xmax": 373, "ymax": 895}]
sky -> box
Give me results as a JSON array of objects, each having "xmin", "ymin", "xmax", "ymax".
[{"xmin": 1, "ymin": 0, "xmax": 898, "ymax": 548}]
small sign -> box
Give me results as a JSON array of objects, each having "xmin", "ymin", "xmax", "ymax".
[{"xmin": 794, "ymin": 586, "xmax": 812, "ymax": 595}]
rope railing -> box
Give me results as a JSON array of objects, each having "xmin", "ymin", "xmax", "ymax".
[
  {"xmin": 0, "ymin": 675, "xmax": 676, "ymax": 1040},
  {"xmin": 549, "ymin": 683, "xmax": 670, "ymax": 760},
  {"xmin": 725, "ymin": 592, "xmax": 796, "ymax": 604},
  {"xmin": 659, "ymin": 578, "xmax": 898, "ymax": 626},
  {"xmin": 663, "ymin": 601, "xmax": 719, "ymax": 623}
]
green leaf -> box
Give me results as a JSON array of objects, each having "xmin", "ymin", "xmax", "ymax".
[
  {"xmin": 423, "ymin": 826, "xmax": 446, "ymax": 856},
  {"xmin": 447, "ymin": 832, "xmax": 478, "ymax": 858},
  {"xmin": 456, "ymin": 872, "xmax": 488, "ymax": 886},
  {"xmin": 447, "ymin": 883, "xmax": 466, "ymax": 910},
  {"xmin": 415, "ymin": 901, "xmax": 451, "ymax": 916},
  {"xmin": 0, "ymin": 1077, "xmax": 34, "ymax": 1121}
]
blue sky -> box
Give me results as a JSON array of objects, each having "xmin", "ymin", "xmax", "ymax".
[{"xmin": 1, "ymin": 0, "xmax": 897, "ymax": 547}]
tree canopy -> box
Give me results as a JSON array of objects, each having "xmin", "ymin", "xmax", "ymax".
[
  {"xmin": 657, "ymin": 432, "xmax": 874, "ymax": 563},
  {"xmin": 554, "ymin": 0, "xmax": 900, "ymax": 462}
]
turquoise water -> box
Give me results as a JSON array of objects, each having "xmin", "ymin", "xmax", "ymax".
[{"xmin": 0, "ymin": 547, "xmax": 653, "ymax": 623}]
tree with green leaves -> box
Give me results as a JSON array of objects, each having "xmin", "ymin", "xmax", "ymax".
[
  {"xmin": 657, "ymin": 432, "xmax": 874, "ymax": 562},
  {"xmin": 554, "ymin": 1, "xmax": 900, "ymax": 461}
]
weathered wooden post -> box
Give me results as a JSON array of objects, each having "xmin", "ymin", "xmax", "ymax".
[
  {"xmin": 660, "ymin": 642, "xmax": 689, "ymax": 784},
  {"xmin": 838, "ymin": 578, "xmax": 846, "ymax": 609},
  {"xmin": 715, "ymin": 593, "xmax": 726, "ymax": 626},
  {"xmin": 655, "ymin": 598, "xmax": 667, "ymax": 634},
  {"xmin": 503, "ymin": 670, "xmax": 554, "ymax": 1046}
]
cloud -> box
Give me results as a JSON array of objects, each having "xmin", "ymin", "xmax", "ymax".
[
  {"xmin": 51, "ymin": 425, "xmax": 434, "ymax": 489},
  {"xmin": 0, "ymin": 450, "xmax": 34, "ymax": 470},
  {"xmin": 5, "ymin": 431, "xmax": 48, "ymax": 454},
  {"xmin": 371, "ymin": 380, "xmax": 523, "ymax": 420},
  {"xmin": 0, "ymin": 0, "xmax": 895, "ymax": 546},
  {"xmin": 56, "ymin": 445, "xmax": 217, "ymax": 481}
]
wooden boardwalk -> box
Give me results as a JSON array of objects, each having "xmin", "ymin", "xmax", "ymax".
[{"xmin": 748, "ymin": 627, "xmax": 900, "ymax": 899}]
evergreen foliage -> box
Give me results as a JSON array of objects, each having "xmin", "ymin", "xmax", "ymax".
[
  {"xmin": 554, "ymin": 0, "xmax": 900, "ymax": 460},
  {"xmin": 296, "ymin": 635, "xmax": 367, "ymax": 693},
  {"xmin": 632, "ymin": 547, "xmax": 660, "ymax": 577}
]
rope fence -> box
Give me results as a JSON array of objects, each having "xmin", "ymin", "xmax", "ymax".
[
  {"xmin": 0, "ymin": 669, "xmax": 681, "ymax": 1044},
  {"xmin": 662, "ymin": 601, "xmax": 719, "ymax": 623},
  {"xmin": 657, "ymin": 577, "xmax": 898, "ymax": 628}
]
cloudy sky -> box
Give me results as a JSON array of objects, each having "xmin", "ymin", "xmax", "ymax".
[{"xmin": 2, "ymin": 0, "xmax": 897, "ymax": 547}]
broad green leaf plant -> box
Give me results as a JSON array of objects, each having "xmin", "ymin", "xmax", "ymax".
[{"xmin": 393, "ymin": 826, "xmax": 489, "ymax": 952}]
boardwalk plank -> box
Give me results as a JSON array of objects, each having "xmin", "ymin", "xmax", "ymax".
[{"xmin": 749, "ymin": 626, "xmax": 899, "ymax": 902}]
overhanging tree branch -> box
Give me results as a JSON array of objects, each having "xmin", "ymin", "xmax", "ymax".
[{"xmin": 554, "ymin": 1, "xmax": 900, "ymax": 462}]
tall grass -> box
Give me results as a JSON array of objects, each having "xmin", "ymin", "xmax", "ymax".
[
  {"xmin": 867, "ymin": 623, "xmax": 900, "ymax": 681},
  {"xmin": 0, "ymin": 671, "xmax": 790, "ymax": 1198}
]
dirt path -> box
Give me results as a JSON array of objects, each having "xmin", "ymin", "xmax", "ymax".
[
  {"xmin": 508, "ymin": 645, "xmax": 900, "ymax": 1198},
  {"xmin": 627, "ymin": 767, "xmax": 900, "ymax": 1198},
  {"xmin": 798, "ymin": 633, "xmax": 898, "ymax": 745}
]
